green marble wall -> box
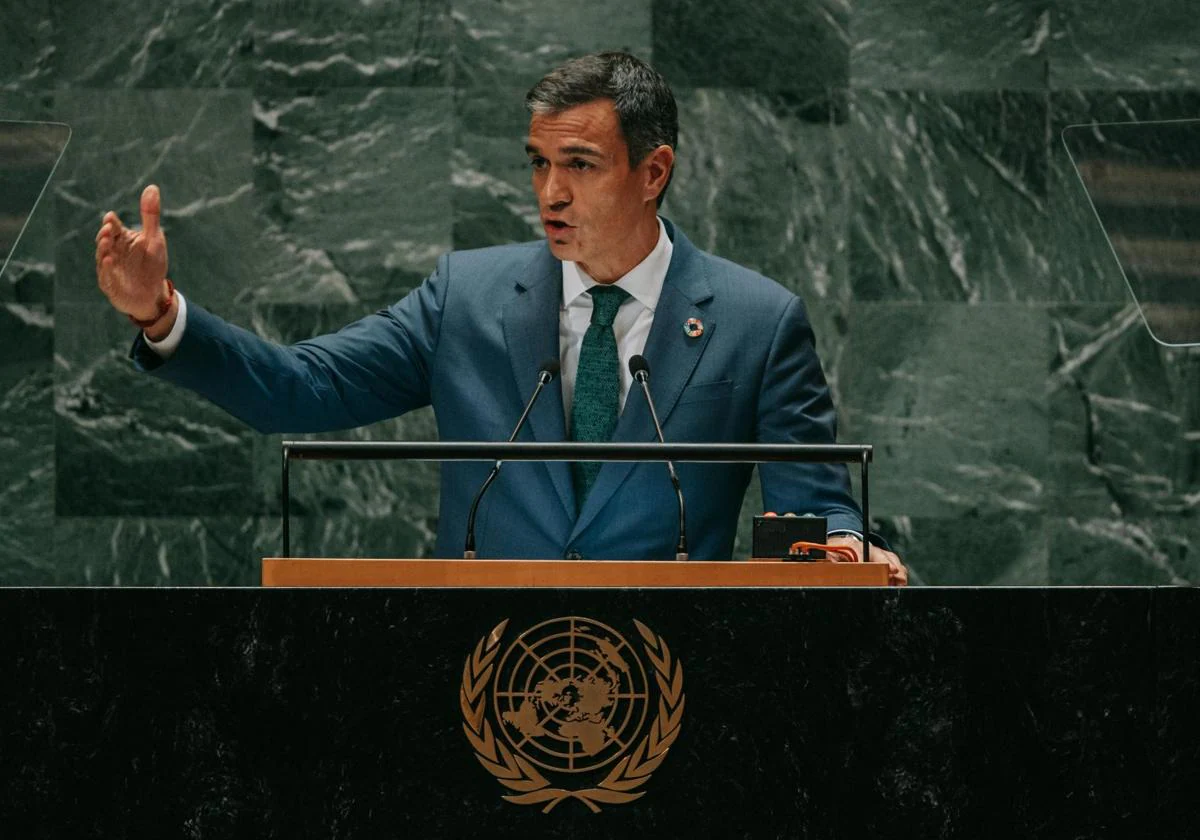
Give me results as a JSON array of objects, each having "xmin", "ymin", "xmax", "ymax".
[{"xmin": 1, "ymin": 0, "xmax": 1196, "ymax": 584}]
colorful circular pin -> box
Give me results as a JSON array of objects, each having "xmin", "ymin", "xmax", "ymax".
[{"xmin": 683, "ymin": 317, "xmax": 704, "ymax": 338}]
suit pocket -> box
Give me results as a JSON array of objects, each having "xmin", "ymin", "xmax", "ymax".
[{"xmin": 677, "ymin": 379, "xmax": 734, "ymax": 406}]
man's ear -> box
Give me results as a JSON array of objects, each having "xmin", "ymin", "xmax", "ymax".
[{"xmin": 643, "ymin": 145, "xmax": 675, "ymax": 203}]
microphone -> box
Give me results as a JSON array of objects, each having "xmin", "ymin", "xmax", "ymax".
[
  {"xmin": 628, "ymin": 354, "xmax": 688, "ymax": 561},
  {"xmin": 464, "ymin": 360, "xmax": 560, "ymax": 558}
]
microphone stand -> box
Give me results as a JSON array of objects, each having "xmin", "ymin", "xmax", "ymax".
[
  {"xmin": 463, "ymin": 363, "xmax": 557, "ymax": 558},
  {"xmin": 630, "ymin": 356, "xmax": 688, "ymax": 561}
]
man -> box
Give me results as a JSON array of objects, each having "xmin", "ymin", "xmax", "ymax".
[{"xmin": 95, "ymin": 52, "xmax": 906, "ymax": 585}]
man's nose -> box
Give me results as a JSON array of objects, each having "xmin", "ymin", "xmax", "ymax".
[{"xmin": 540, "ymin": 166, "xmax": 570, "ymax": 210}]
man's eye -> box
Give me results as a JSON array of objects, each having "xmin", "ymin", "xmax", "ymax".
[
  {"xmin": 529, "ymin": 157, "xmax": 547, "ymax": 169},
  {"xmin": 570, "ymin": 159, "xmax": 593, "ymax": 171}
]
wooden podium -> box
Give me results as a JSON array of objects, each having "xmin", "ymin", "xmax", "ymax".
[{"xmin": 261, "ymin": 557, "xmax": 889, "ymax": 587}]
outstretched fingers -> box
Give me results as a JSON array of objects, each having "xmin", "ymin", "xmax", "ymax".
[{"xmin": 97, "ymin": 211, "xmax": 124, "ymax": 240}]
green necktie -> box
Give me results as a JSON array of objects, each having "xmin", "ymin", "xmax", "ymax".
[{"xmin": 570, "ymin": 284, "xmax": 630, "ymax": 508}]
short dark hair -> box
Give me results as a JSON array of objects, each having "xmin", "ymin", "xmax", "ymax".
[{"xmin": 525, "ymin": 52, "xmax": 678, "ymax": 207}]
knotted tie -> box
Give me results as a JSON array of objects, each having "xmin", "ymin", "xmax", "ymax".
[{"xmin": 570, "ymin": 284, "xmax": 630, "ymax": 508}]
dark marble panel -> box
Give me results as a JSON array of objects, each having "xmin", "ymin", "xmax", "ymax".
[
  {"xmin": 0, "ymin": 589, "xmax": 1162, "ymax": 836},
  {"xmin": 0, "ymin": 306, "xmax": 53, "ymax": 582},
  {"xmin": 254, "ymin": 0, "xmax": 451, "ymax": 88},
  {"xmin": 848, "ymin": 90, "xmax": 1051, "ymax": 302},
  {"xmin": 1047, "ymin": 91, "xmax": 1200, "ymax": 303},
  {"xmin": 52, "ymin": 0, "xmax": 252, "ymax": 88},
  {"xmin": 1048, "ymin": 304, "xmax": 1200, "ymax": 522},
  {"xmin": 0, "ymin": 0, "xmax": 56, "ymax": 90},
  {"xmin": 838, "ymin": 303, "xmax": 1049, "ymax": 519},
  {"xmin": 452, "ymin": 89, "xmax": 542, "ymax": 251},
  {"xmin": 1048, "ymin": 516, "xmax": 1198, "ymax": 585},
  {"xmin": 0, "ymin": 205, "xmax": 55, "ymax": 308},
  {"xmin": 1050, "ymin": 0, "xmax": 1200, "ymax": 90},
  {"xmin": 50, "ymin": 516, "xmax": 264, "ymax": 585},
  {"xmin": 54, "ymin": 302, "xmax": 256, "ymax": 516},
  {"xmin": 253, "ymin": 419, "xmax": 442, "ymax": 560},
  {"xmin": 451, "ymin": 0, "xmax": 651, "ymax": 90},
  {"xmin": 48, "ymin": 91, "xmax": 258, "ymax": 518},
  {"xmin": 252, "ymin": 89, "xmax": 452, "ymax": 307},
  {"xmin": 872, "ymin": 513, "xmax": 1048, "ymax": 585},
  {"xmin": 652, "ymin": 0, "xmax": 849, "ymax": 89},
  {"xmin": 850, "ymin": 0, "xmax": 1048, "ymax": 90},
  {"xmin": 52, "ymin": 89, "xmax": 255, "ymax": 313},
  {"xmin": 1155, "ymin": 587, "xmax": 1200, "ymax": 834},
  {"xmin": 245, "ymin": 303, "xmax": 442, "ymax": 559},
  {"xmin": 0, "ymin": 517, "xmax": 53, "ymax": 584},
  {"xmin": 667, "ymin": 89, "xmax": 850, "ymax": 308}
]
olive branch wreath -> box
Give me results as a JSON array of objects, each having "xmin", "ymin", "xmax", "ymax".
[{"xmin": 460, "ymin": 618, "xmax": 685, "ymax": 814}]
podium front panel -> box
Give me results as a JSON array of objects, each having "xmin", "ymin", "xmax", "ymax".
[{"xmin": 0, "ymin": 587, "xmax": 1192, "ymax": 837}]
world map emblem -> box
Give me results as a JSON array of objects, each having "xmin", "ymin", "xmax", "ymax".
[{"xmin": 460, "ymin": 616, "xmax": 685, "ymax": 813}]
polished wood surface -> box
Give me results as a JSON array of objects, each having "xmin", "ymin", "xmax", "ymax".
[{"xmin": 260, "ymin": 557, "xmax": 890, "ymax": 587}]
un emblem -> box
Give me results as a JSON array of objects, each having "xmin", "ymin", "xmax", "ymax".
[{"xmin": 460, "ymin": 616, "xmax": 685, "ymax": 813}]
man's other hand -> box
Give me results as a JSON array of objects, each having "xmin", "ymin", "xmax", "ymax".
[
  {"xmin": 827, "ymin": 534, "xmax": 908, "ymax": 587},
  {"xmin": 95, "ymin": 184, "xmax": 176, "ymax": 336}
]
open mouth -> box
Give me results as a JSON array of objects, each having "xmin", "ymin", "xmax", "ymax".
[{"xmin": 544, "ymin": 220, "xmax": 571, "ymax": 231}]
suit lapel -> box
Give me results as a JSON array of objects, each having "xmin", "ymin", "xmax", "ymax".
[
  {"xmin": 502, "ymin": 246, "xmax": 576, "ymax": 519},
  {"xmin": 569, "ymin": 223, "xmax": 715, "ymax": 543}
]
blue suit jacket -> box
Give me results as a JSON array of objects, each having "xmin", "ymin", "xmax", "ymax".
[{"xmin": 134, "ymin": 220, "xmax": 862, "ymax": 559}]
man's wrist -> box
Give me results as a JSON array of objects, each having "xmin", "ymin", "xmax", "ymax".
[
  {"xmin": 143, "ymin": 291, "xmax": 188, "ymax": 357},
  {"xmin": 141, "ymin": 287, "xmax": 180, "ymax": 342},
  {"xmin": 128, "ymin": 278, "xmax": 176, "ymax": 331}
]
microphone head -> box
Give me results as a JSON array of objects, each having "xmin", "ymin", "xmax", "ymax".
[
  {"xmin": 539, "ymin": 359, "xmax": 561, "ymax": 381},
  {"xmin": 628, "ymin": 354, "xmax": 650, "ymax": 380}
]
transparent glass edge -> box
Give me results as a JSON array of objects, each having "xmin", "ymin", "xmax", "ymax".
[
  {"xmin": 0, "ymin": 120, "xmax": 72, "ymax": 284},
  {"xmin": 1060, "ymin": 120, "xmax": 1200, "ymax": 349}
]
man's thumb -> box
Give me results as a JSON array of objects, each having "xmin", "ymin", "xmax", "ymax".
[{"xmin": 140, "ymin": 184, "xmax": 161, "ymax": 236}]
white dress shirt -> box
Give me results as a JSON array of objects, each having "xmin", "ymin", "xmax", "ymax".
[{"xmin": 559, "ymin": 216, "xmax": 672, "ymax": 431}]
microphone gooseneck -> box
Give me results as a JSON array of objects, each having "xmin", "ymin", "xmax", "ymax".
[
  {"xmin": 628, "ymin": 354, "xmax": 689, "ymax": 561},
  {"xmin": 464, "ymin": 360, "xmax": 559, "ymax": 558}
]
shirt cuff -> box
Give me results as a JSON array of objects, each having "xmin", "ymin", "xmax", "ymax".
[
  {"xmin": 827, "ymin": 529, "xmax": 863, "ymax": 541},
  {"xmin": 143, "ymin": 292, "xmax": 188, "ymax": 358}
]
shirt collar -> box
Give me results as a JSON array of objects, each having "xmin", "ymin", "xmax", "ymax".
[{"xmin": 561, "ymin": 217, "xmax": 673, "ymax": 311}]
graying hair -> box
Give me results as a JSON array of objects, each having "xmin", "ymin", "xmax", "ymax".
[{"xmin": 525, "ymin": 52, "xmax": 678, "ymax": 207}]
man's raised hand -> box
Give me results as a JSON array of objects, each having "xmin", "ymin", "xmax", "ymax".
[{"xmin": 95, "ymin": 184, "xmax": 176, "ymax": 335}]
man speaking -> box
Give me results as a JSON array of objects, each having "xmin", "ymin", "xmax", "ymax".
[{"xmin": 94, "ymin": 51, "xmax": 906, "ymax": 585}]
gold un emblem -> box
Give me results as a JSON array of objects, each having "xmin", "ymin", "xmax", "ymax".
[{"xmin": 460, "ymin": 616, "xmax": 685, "ymax": 813}]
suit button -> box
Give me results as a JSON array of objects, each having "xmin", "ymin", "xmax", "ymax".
[{"xmin": 565, "ymin": 549, "xmax": 583, "ymax": 560}]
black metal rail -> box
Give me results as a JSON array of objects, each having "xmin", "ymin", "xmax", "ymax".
[{"xmin": 281, "ymin": 441, "xmax": 872, "ymax": 562}]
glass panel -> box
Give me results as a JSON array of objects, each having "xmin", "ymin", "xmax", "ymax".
[
  {"xmin": 0, "ymin": 120, "xmax": 71, "ymax": 281},
  {"xmin": 1063, "ymin": 118, "xmax": 1200, "ymax": 346}
]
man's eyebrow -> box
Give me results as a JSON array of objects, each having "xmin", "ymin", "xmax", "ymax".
[
  {"xmin": 524, "ymin": 143, "xmax": 604, "ymax": 158},
  {"xmin": 560, "ymin": 145, "xmax": 603, "ymax": 158}
]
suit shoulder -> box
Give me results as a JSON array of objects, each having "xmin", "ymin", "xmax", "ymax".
[
  {"xmin": 442, "ymin": 240, "xmax": 546, "ymax": 281},
  {"xmin": 696, "ymin": 250, "xmax": 800, "ymax": 311}
]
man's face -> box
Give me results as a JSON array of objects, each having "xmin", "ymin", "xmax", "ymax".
[{"xmin": 525, "ymin": 99, "xmax": 656, "ymax": 280}]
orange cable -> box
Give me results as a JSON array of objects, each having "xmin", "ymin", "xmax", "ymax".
[{"xmin": 788, "ymin": 541, "xmax": 860, "ymax": 563}]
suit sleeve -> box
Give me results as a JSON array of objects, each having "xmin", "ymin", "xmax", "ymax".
[
  {"xmin": 756, "ymin": 295, "xmax": 863, "ymax": 533},
  {"xmin": 129, "ymin": 254, "xmax": 450, "ymax": 434}
]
